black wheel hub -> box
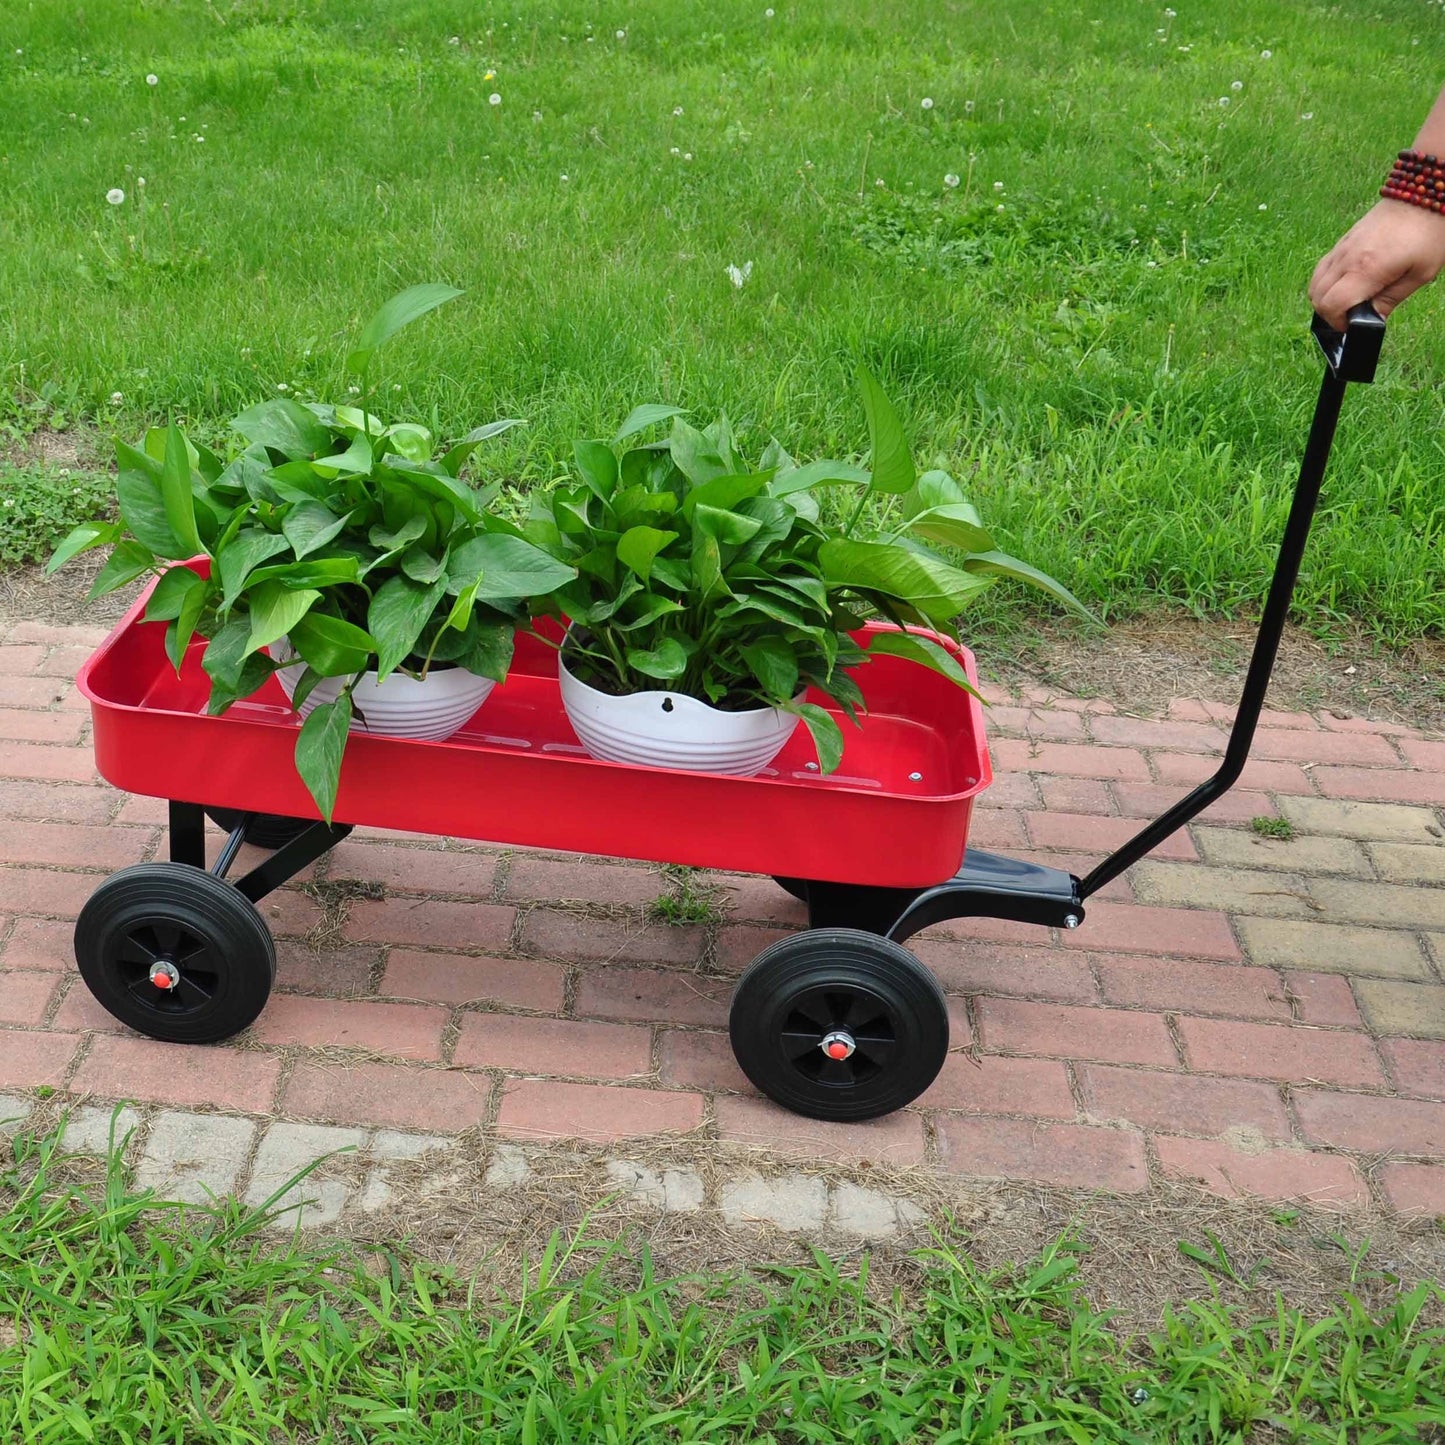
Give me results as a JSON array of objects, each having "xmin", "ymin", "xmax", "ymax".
[
  {"xmin": 115, "ymin": 918, "xmax": 221, "ymax": 1019},
  {"xmin": 779, "ymin": 986, "xmax": 895, "ymax": 1088}
]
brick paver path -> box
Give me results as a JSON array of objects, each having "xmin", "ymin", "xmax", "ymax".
[{"xmin": 1, "ymin": 621, "xmax": 1443, "ymax": 1217}]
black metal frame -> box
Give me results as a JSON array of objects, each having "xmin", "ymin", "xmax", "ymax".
[{"xmin": 153, "ymin": 308, "xmax": 1385, "ymax": 948}]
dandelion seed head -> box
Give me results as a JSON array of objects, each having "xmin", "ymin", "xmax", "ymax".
[
  {"xmin": 765, "ymin": 6, "xmax": 775, "ymax": 15},
  {"xmin": 489, "ymin": 92, "xmax": 501, "ymax": 105},
  {"xmin": 109, "ymin": 391, "xmax": 124, "ymax": 403},
  {"xmin": 921, "ymin": 97, "xmax": 934, "ymax": 110},
  {"xmin": 146, "ymin": 73, "xmax": 159, "ymax": 86},
  {"xmin": 943, "ymin": 172, "xmax": 960, "ymax": 187},
  {"xmin": 105, "ymin": 188, "xmax": 125, "ymax": 205},
  {"xmin": 673, "ymin": 106, "xmax": 684, "ymax": 116},
  {"xmin": 1230, "ymin": 79, "xmax": 1243, "ymax": 91},
  {"xmin": 616, "ymin": 28, "xmax": 626, "ymax": 39},
  {"xmin": 964, "ymin": 99, "xmax": 975, "ymax": 112},
  {"xmin": 1218, "ymin": 96, "xmax": 1230, "ymax": 106},
  {"xmin": 1301, "ymin": 111, "xmax": 1313, "ymax": 120},
  {"xmin": 683, "ymin": 152, "xmax": 692, "ymax": 161},
  {"xmin": 276, "ymin": 382, "xmax": 289, "ymax": 391},
  {"xmin": 993, "ymin": 180, "xmax": 1004, "ymax": 190},
  {"xmin": 1260, "ymin": 49, "xmax": 1272, "ymax": 59}
]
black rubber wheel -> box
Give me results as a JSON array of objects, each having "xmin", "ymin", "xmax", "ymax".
[
  {"xmin": 204, "ymin": 807, "xmax": 313, "ymax": 850},
  {"xmin": 729, "ymin": 928, "xmax": 949, "ymax": 1121},
  {"xmin": 74, "ymin": 863, "xmax": 277, "ymax": 1044},
  {"xmin": 771, "ymin": 877, "xmax": 811, "ymax": 903}
]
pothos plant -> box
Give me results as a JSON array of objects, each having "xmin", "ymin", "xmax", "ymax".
[
  {"xmin": 524, "ymin": 372, "xmax": 1089, "ymax": 770},
  {"xmin": 48, "ymin": 285, "xmax": 576, "ymax": 819}
]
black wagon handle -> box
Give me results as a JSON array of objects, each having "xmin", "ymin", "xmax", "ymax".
[{"xmin": 1311, "ymin": 301, "xmax": 1387, "ymax": 383}]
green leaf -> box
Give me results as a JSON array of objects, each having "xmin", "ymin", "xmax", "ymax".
[
  {"xmin": 289, "ymin": 664, "xmax": 329, "ymax": 714},
  {"xmin": 904, "ymin": 504, "xmax": 996, "ymax": 555},
  {"xmin": 767, "ymin": 459, "xmax": 871, "ymax": 496},
  {"xmin": 441, "ymin": 418, "xmax": 525, "ymax": 476},
  {"xmin": 217, "ymin": 530, "xmax": 292, "ymax": 609},
  {"xmin": 961, "ymin": 549, "xmax": 1096, "ymax": 618},
  {"xmin": 47, "ymin": 521, "xmax": 121, "ymax": 574},
  {"xmin": 115, "ymin": 437, "xmax": 161, "ymax": 482},
  {"xmin": 457, "ymin": 620, "xmax": 515, "ymax": 682},
  {"xmin": 247, "ymin": 556, "xmax": 363, "ymax": 590},
  {"xmin": 574, "ymin": 441, "xmax": 619, "ymax": 502},
  {"xmin": 203, "ymin": 615, "xmax": 278, "ymax": 710},
  {"xmin": 294, "ymin": 693, "xmax": 353, "ymax": 822},
  {"xmin": 164, "ymin": 574, "xmax": 208, "ymax": 673},
  {"xmin": 245, "ymin": 581, "xmax": 323, "ymax": 656},
  {"xmin": 445, "ymin": 534, "xmax": 577, "ymax": 601},
  {"xmin": 384, "ymin": 422, "xmax": 432, "ymax": 464},
  {"xmin": 88, "ymin": 541, "xmax": 155, "ymax": 599},
  {"xmin": 863, "ymin": 629, "xmax": 982, "ymax": 700},
  {"xmin": 786, "ymin": 701, "xmax": 845, "ymax": 773},
  {"xmin": 346, "ymin": 283, "xmax": 464, "ymax": 375},
  {"xmin": 681, "ymin": 471, "xmax": 771, "ymax": 517},
  {"xmin": 230, "ymin": 398, "xmax": 332, "ymax": 458},
  {"xmin": 612, "ymin": 404, "xmax": 687, "ymax": 445},
  {"xmin": 668, "ymin": 418, "xmax": 731, "ymax": 486},
  {"xmin": 692, "ymin": 504, "xmax": 762, "ymax": 548},
  {"xmin": 615, "ymin": 526, "xmax": 678, "ymax": 582},
  {"xmin": 288, "ymin": 610, "xmax": 376, "ymax": 676},
  {"xmin": 442, "ymin": 578, "xmax": 481, "ymax": 634},
  {"xmin": 901, "ymin": 469, "xmax": 968, "ymax": 520},
  {"xmin": 818, "ymin": 538, "xmax": 988, "ymax": 626},
  {"xmin": 312, "ymin": 432, "xmax": 374, "ymax": 478},
  {"xmin": 144, "ymin": 564, "xmax": 207, "ymax": 623},
  {"xmin": 626, "ymin": 638, "xmax": 689, "ymax": 680},
  {"xmin": 160, "ymin": 423, "xmax": 204, "ymax": 556},
  {"xmin": 400, "ymin": 547, "xmax": 448, "ymax": 585},
  {"xmin": 856, "ymin": 366, "xmax": 916, "ymax": 496},
  {"xmin": 740, "ymin": 637, "xmax": 799, "ymax": 702},
  {"xmin": 368, "ymin": 574, "xmax": 446, "ymax": 677},
  {"xmin": 283, "ymin": 501, "xmax": 351, "ymax": 559},
  {"xmin": 116, "ymin": 467, "xmax": 186, "ymax": 559}
]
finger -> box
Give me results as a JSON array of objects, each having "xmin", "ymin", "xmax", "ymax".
[
  {"xmin": 1370, "ymin": 268, "xmax": 1431, "ymax": 319},
  {"xmin": 1308, "ymin": 244, "xmax": 1348, "ymax": 306},
  {"xmin": 1316, "ymin": 268, "xmax": 1405, "ymax": 330}
]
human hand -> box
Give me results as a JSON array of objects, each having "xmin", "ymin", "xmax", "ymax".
[{"xmin": 1309, "ymin": 198, "xmax": 1445, "ymax": 329}]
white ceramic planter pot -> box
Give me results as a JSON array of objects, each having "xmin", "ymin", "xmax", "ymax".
[
  {"xmin": 559, "ymin": 651, "xmax": 801, "ymax": 775},
  {"xmin": 272, "ymin": 644, "xmax": 494, "ymax": 742}
]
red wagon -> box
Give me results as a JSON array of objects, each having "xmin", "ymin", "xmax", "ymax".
[{"xmin": 68, "ymin": 309, "xmax": 1385, "ymax": 1120}]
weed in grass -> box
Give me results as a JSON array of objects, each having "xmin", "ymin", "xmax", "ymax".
[
  {"xmin": 1252, "ymin": 815, "xmax": 1296, "ymax": 840},
  {"xmin": 2, "ymin": 1121, "xmax": 1444, "ymax": 1441},
  {"xmin": 0, "ymin": 467, "xmax": 113, "ymax": 569},
  {"xmin": 650, "ymin": 865, "xmax": 724, "ymax": 925}
]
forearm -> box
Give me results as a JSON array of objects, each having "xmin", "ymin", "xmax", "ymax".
[{"xmin": 1415, "ymin": 87, "xmax": 1445, "ymax": 153}]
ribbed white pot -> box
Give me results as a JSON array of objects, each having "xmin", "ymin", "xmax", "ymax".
[
  {"xmin": 272, "ymin": 643, "xmax": 494, "ymax": 742},
  {"xmin": 559, "ymin": 651, "xmax": 801, "ymax": 775}
]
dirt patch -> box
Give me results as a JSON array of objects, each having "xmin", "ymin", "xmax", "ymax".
[{"xmin": 0, "ymin": 426, "xmax": 105, "ymax": 473}]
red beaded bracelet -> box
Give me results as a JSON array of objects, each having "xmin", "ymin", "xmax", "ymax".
[{"xmin": 1381, "ymin": 149, "xmax": 1445, "ymax": 213}]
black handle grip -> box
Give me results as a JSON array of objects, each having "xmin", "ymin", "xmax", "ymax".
[{"xmin": 1311, "ymin": 302, "xmax": 1386, "ymax": 383}]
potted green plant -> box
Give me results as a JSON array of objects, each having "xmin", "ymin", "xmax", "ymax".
[
  {"xmin": 48, "ymin": 286, "xmax": 576, "ymax": 818},
  {"xmin": 524, "ymin": 372, "xmax": 1088, "ymax": 774}
]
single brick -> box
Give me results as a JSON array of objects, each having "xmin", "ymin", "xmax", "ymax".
[
  {"xmin": 1027, "ymin": 811, "xmax": 1197, "ymax": 861},
  {"xmin": 0, "ymin": 779, "xmax": 114, "ymax": 824},
  {"xmin": 990, "ymin": 740, "xmax": 1151, "ymax": 781},
  {"xmin": 0, "ymin": 821, "xmax": 153, "ymax": 872},
  {"xmin": 1195, "ymin": 829, "xmax": 1371, "ymax": 878},
  {"xmin": 0, "ymin": 676, "xmax": 71, "ymax": 708},
  {"xmin": 1382, "ymin": 1039, "xmax": 1445, "ymax": 1100},
  {"xmin": 505, "ymin": 856, "xmax": 663, "ymax": 908},
  {"xmin": 720, "ymin": 1172, "xmax": 827, "ymax": 1231},
  {"xmin": 0, "ymin": 867, "xmax": 104, "ymax": 919},
  {"xmin": 51, "ymin": 980, "xmax": 129, "ymax": 1034},
  {"xmin": 1235, "ymin": 918, "xmax": 1429, "ymax": 979},
  {"xmin": 1132, "ymin": 862, "xmax": 1315, "ymax": 919},
  {"xmin": 112, "ymin": 794, "xmax": 172, "ymax": 826},
  {"xmin": 453, "ymin": 1013, "xmax": 652, "ymax": 1080},
  {"xmin": 0, "ymin": 969, "xmax": 60, "ymax": 1025},
  {"xmin": 984, "ymin": 706, "xmax": 1088, "ymax": 741},
  {"xmin": 1379, "ymin": 1162, "xmax": 1445, "ymax": 1216},
  {"xmin": 976, "ymin": 998, "xmax": 1176, "ymax": 1067},
  {"xmin": 0, "ymin": 917, "xmax": 73, "ymax": 971},
  {"xmin": 1399, "ymin": 737, "xmax": 1445, "ymax": 772},
  {"xmin": 1153, "ymin": 1136, "xmax": 1367, "ymax": 1208},
  {"xmin": 658, "ymin": 1029, "xmax": 756, "ymax": 1093},
  {"xmin": 8, "ymin": 622, "xmax": 111, "ymax": 648},
  {"xmin": 1279, "ymin": 796, "xmax": 1441, "ymax": 842},
  {"xmin": 1015, "ymin": 686, "xmax": 1116, "ymax": 715},
  {"xmin": 920, "ymin": 1053, "xmax": 1075, "ymax": 1117},
  {"xmin": 345, "ymin": 898, "xmax": 515, "ymax": 951},
  {"xmin": 1309, "ymin": 880, "xmax": 1445, "ymax": 932},
  {"xmin": 0, "ymin": 644, "xmax": 46, "ymax": 674},
  {"xmin": 1315, "ymin": 767, "xmax": 1445, "ymax": 808},
  {"xmin": 1368, "ymin": 842, "xmax": 1445, "ymax": 886},
  {"xmin": 714, "ymin": 926, "xmax": 796, "ymax": 974},
  {"xmin": 1079, "ymin": 1063, "xmax": 1291, "ymax": 1140},
  {"xmin": 1167, "ymin": 699, "xmax": 1235, "ymax": 724},
  {"xmin": 1058, "ymin": 900, "xmax": 1241, "ymax": 960},
  {"xmin": 1037, "ymin": 776, "xmax": 1113, "ymax": 815},
  {"xmin": 1318, "ymin": 712, "xmax": 1417, "ymax": 736},
  {"xmin": 521, "ymin": 910, "xmax": 702, "ymax": 966},
  {"xmin": 1180, "ymin": 1018, "xmax": 1385, "ymax": 1088},
  {"xmin": 713, "ymin": 875, "xmax": 812, "ymax": 925},
  {"xmin": 1352, "ymin": 979, "xmax": 1445, "ymax": 1039},
  {"xmin": 1294, "ymin": 1089, "xmax": 1445, "ymax": 1154},
  {"xmin": 1153, "ymin": 752, "xmax": 1313, "ymax": 795},
  {"xmin": 910, "ymin": 939, "xmax": 1099, "ymax": 1003},
  {"xmin": 714, "ymin": 1094, "xmax": 926, "ymax": 1165},
  {"xmin": 0, "ymin": 709, "xmax": 84, "ymax": 745},
  {"xmin": 498, "ymin": 1078, "xmax": 703, "ymax": 1143},
  {"xmin": 246, "ymin": 1121, "xmax": 364, "ymax": 1226},
  {"xmin": 75, "ymin": 1035, "xmax": 281, "ymax": 1113},
  {"xmin": 61, "ymin": 1103, "xmax": 141, "ymax": 1157},
  {"xmin": 274, "ymin": 941, "xmax": 381, "ymax": 998},
  {"xmin": 574, "ymin": 967, "xmax": 731, "ymax": 1028},
  {"xmin": 1250, "ymin": 729, "xmax": 1400, "ymax": 766},
  {"xmin": 247, "ymin": 995, "xmax": 449, "ymax": 1060},
  {"xmin": 1283, "ymin": 972, "xmax": 1362, "ymax": 1028},
  {"xmin": 1113, "ymin": 783, "xmax": 1276, "ymax": 825},
  {"xmin": 1091, "ymin": 715, "xmax": 1227, "ymax": 753},
  {"xmin": 1096, "ymin": 955, "xmax": 1290, "ymax": 1021},
  {"xmin": 0, "ymin": 1027, "xmax": 77, "ymax": 1087},
  {"xmin": 0, "ymin": 741, "xmax": 99, "ymax": 784},
  {"xmin": 935, "ymin": 1115, "xmax": 1148, "ymax": 1193},
  {"xmin": 136, "ymin": 1112, "xmax": 256, "ymax": 1206},
  {"xmin": 380, "ymin": 950, "xmax": 564, "ymax": 1012},
  {"xmin": 34, "ymin": 645, "xmax": 94, "ymax": 679},
  {"xmin": 285, "ymin": 1059, "xmax": 492, "ymax": 1132},
  {"xmin": 1258, "ymin": 709, "xmax": 1322, "ymax": 731},
  {"xmin": 979, "ymin": 772, "xmax": 1042, "ymax": 809},
  {"xmin": 326, "ymin": 842, "xmax": 498, "ymax": 897}
]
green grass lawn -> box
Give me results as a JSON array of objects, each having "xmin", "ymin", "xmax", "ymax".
[
  {"xmin": 2, "ymin": 1121, "xmax": 1444, "ymax": 1442},
  {"xmin": 2, "ymin": 0, "xmax": 1442, "ymax": 641}
]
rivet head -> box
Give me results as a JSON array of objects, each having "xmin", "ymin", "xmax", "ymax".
[
  {"xmin": 1064, "ymin": 914, "xmax": 1081, "ymax": 929},
  {"xmin": 908, "ymin": 771, "xmax": 923, "ymax": 782},
  {"xmin": 804, "ymin": 762, "xmax": 819, "ymax": 771}
]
